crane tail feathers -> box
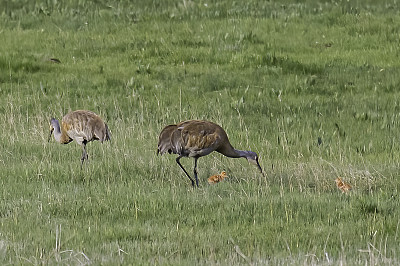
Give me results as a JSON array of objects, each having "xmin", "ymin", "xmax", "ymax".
[{"xmin": 157, "ymin": 124, "xmax": 178, "ymax": 155}]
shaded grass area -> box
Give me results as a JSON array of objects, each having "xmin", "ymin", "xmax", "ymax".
[{"xmin": 1, "ymin": 0, "xmax": 400, "ymax": 264}]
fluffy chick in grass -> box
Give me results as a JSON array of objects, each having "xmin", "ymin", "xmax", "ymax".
[
  {"xmin": 335, "ymin": 177, "xmax": 352, "ymax": 193},
  {"xmin": 208, "ymin": 171, "xmax": 228, "ymax": 185}
]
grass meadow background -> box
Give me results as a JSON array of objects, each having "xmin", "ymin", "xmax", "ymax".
[{"xmin": 1, "ymin": 0, "xmax": 400, "ymax": 264}]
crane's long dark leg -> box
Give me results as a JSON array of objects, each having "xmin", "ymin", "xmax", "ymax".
[
  {"xmin": 81, "ymin": 142, "xmax": 88, "ymax": 166},
  {"xmin": 193, "ymin": 157, "xmax": 199, "ymax": 187},
  {"xmin": 176, "ymin": 156, "xmax": 196, "ymax": 187}
]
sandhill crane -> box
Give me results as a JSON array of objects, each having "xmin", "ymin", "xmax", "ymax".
[
  {"xmin": 157, "ymin": 120, "xmax": 264, "ymax": 187},
  {"xmin": 48, "ymin": 110, "xmax": 111, "ymax": 164}
]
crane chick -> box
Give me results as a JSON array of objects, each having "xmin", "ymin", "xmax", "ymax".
[
  {"xmin": 335, "ymin": 177, "xmax": 352, "ymax": 193},
  {"xmin": 208, "ymin": 171, "xmax": 228, "ymax": 185},
  {"xmin": 48, "ymin": 110, "xmax": 111, "ymax": 164}
]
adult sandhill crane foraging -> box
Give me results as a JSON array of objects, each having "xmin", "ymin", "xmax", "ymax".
[
  {"xmin": 157, "ymin": 120, "xmax": 264, "ymax": 187},
  {"xmin": 48, "ymin": 110, "xmax": 111, "ymax": 165}
]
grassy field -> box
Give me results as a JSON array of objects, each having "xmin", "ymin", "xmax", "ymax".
[{"xmin": 1, "ymin": 0, "xmax": 400, "ymax": 264}]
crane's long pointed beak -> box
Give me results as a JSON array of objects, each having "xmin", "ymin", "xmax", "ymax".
[{"xmin": 256, "ymin": 159, "xmax": 265, "ymax": 177}]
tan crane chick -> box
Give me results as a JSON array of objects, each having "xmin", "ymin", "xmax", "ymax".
[
  {"xmin": 48, "ymin": 110, "xmax": 111, "ymax": 164},
  {"xmin": 208, "ymin": 171, "xmax": 228, "ymax": 185},
  {"xmin": 157, "ymin": 120, "xmax": 264, "ymax": 187},
  {"xmin": 335, "ymin": 177, "xmax": 352, "ymax": 193}
]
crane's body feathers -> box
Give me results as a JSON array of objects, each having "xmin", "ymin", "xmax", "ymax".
[
  {"xmin": 49, "ymin": 110, "xmax": 110, "ymax": 164},
  {"xmin": 158, "ymin": 120, "xmax": 232, "ymax": 158},
  {"xmin": 62, "ymin": 110, "xmax": 110, "ymax": 143},
  {"xmin": 157, "ymin": 120, "xmax": 264, "ymax": 187}
]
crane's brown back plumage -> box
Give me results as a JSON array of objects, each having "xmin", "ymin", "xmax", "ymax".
[
  {"xmin": 62, "ymin": 110, "xmax": 110, "ymax": 144},
  {"xmin": 157, "ymin": 120, "xmax": 231, "ymax": 158}
]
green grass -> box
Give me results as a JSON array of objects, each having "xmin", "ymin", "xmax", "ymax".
[{"xmin": 1, "ymin": 0, "xmax": 400, "ymax": 264}]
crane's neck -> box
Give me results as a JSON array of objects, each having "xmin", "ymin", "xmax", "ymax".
[
  {"xmin": 221, "ymin": 146, "xmax": 264, "ymax": 176},
  {"xmin": 51, "ymin": 119, "xmax": 71, "ymax": 144},
  {"xmin": 219, "ymin": 144, "xmax": 250, "ymax": 159},
  {"xmin": 218, "ymin": 144, "xmax": 264, "ymax": 176},
  {"xmin": 51, "ymin": 119, "xmax": 62, "ymax": 143},
  {"xmin": 232, "ymin": 149, "xmax": 253, "ymax": 159}
]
